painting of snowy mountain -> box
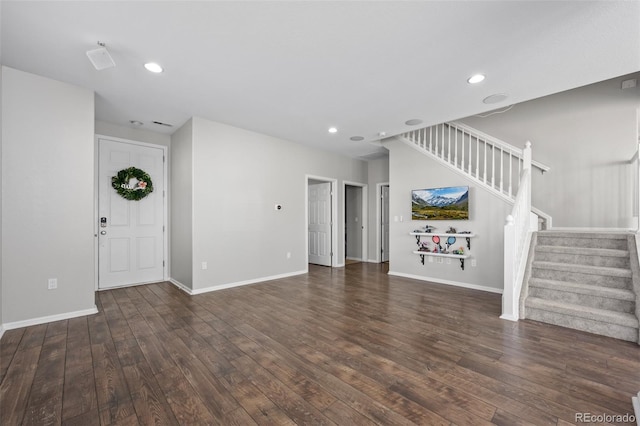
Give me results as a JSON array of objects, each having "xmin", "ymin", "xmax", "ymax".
[{"xmin": 411, "ymin": 186, "xmax": 469, "ymax": 220}]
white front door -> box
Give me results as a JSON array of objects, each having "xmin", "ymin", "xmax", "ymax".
[
  {"xmin": 98, "ymin": 138, "xmax": 165, "ymax": 289},
  {"xmin": 381, "ymin": 185, "xmax": 390, "ymax": 262},
  {"xmin": 308, "ymin": 182, "xmax": 332, "ymax": 266}
]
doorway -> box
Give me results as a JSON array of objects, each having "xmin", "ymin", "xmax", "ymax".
[
  {"xmin": 307, "ymin": 176, "xmax": 337, "ymax": 267},
  {"xmin": 379, "ymin": 183, "xmax": 390, "ymax": 262},
  {"xmin": 344, "ymin": 182, "xmax": 368, "ymax": 265},
  {"xmin": 97, "ymin": 136, "xmax": 167, "ymax": 289}
]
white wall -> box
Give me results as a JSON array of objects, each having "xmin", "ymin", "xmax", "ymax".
[
  {"xmin": 386, "ymin": 139, "xmax": 511, "ymax": 292},
  {"xmin": 460, "ymin": 72, "xmax": 640, "ymax": 229},
  {"xmin": 95, "ymin": 120, "xmax": 171, "ymax": 147},
  {"xmin": 367, "ymin": 156, "xmax": 389, "ymax": 262},
  {"xmin": 170, "ymin": 119, "xmax": 194, "ymax": 289},
  {"xmin": 173, "ymin": 117, "xmax": 367, "ymax": 291},
  {"xmin": 0, "ymin": 66, "xmax": 4, "ymax": 334},
  {"xmin": 2, "ymin": 67, "xmax": 96, "ymax": 324}
]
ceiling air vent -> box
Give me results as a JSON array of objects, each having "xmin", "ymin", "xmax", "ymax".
[{"xmin": 152, "ymin": 121, "xmax": 173, "ymax": 127}]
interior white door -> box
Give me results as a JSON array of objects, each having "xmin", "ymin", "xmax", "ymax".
[
  {"xmin": 98, "ymin": 138, "xmax": 165, "ymax": 289},
  {"xmin": 381, "ymin": 185, "xmax": 390, "ymax": 262},
  {"xmin": 308, "ymin": 182, "xmax": 332, "ymax": 266}
]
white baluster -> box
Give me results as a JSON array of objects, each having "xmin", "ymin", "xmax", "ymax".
[
  {"xmin": 447, "ymin": 125, "xmax": 451, "ymax": 163},
  {"xmin": 441, "ymin": 124, "xmax": 445, "ymax": 158},
  {"xmin": 467, "ymin": 132, "xmax": 472, "ymax": 175},
  {"xmin": 491, "ymin": 144, "xmax": 495, "ymax": 190},
  {"xmin": 483, "ymin": 139, "xmax": 487, "ymax": 184},
  {"xmin": 454, "ymin": 127, "xmax": 458, "ymax": 169},
  {"xmin": 476, "ymin": 136, "xmax": 480, "ymax": 179},
  {"xmin": 500, "ymin": 147, "xmax": 504, "ymax": 194},
  {"xmin": 429, "ymin": 126, "xmax": 433, "ymax": 152},
  {"xmin": 508, "ymin": 150, "xmax": 513, "ymax": 197}
]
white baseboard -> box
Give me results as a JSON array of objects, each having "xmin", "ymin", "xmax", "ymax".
[
  {"xmin": 2, "ymin": 306, "xmax": 99, "ymax": 331},
  {"xmin": 0, "ymin": 325, "xmax": 5, "ymax": 340},
  {"xmin": 170, "ymin": 269, "xmax": 308, "ymax": 296},
  {"xmin": 169, "ymin": 278, "xmax": 193, "ymax": 294},
  {"xmin": 500, "ymin": 313, "xmax": 519, "ymax": 322},
  {"xmin": 387, "ymin": 271, "xmax": 503, "ymax": 294}
]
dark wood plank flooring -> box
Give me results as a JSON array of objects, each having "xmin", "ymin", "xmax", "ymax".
[{"xmin": 1, "ymin": 263, "xmax": 639, "ymax": 425}]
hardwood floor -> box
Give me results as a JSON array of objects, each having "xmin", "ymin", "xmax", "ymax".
[{"xmin": 1, "ymin": 263, "xmax": 639, "ymax": 425}]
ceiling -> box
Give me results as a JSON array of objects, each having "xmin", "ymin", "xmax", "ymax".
[{"xmin": 2, "ymin": 1, "xmax": 639, "ymax": 160}]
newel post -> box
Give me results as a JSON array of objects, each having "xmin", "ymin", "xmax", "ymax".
[{"xmin": 502, "ymin": 215, "xmax": 516, "ymax": 320}]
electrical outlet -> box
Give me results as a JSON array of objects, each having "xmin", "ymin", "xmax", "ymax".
[
  {"xmin": 446, "ymin": 258, "xmax": 451, "ymax": 264},
  {"xmin": 437, "ymin": 257, "xmax": 443, "ymax": 264},
  {"xmin": 286, "ymin": 252, "xmax": 291, "ymax": 259},
  {"xmin": 48, "ymin": 278, "xmax": 57, "ymax": 290},
  {"xmin": 471, "ymin": 259, "xmax": 477, "ymax": 267},
  {"xmin": 201, "ymin": 262, "xmax": 208, "ymax": 270},
  {"xmin": 428, "ymin": 256, "xmax": 433, "ymax": 263}
]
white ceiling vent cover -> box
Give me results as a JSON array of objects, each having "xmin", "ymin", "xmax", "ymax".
[{"xmin": 86, "ymin": 47, "xmax": 115, "ymax": 70}]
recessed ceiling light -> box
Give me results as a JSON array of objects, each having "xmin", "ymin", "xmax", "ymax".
[
  {"xmin": 467, "ymin": 74, "xmax": 485, "ymax": 84},
  {"xmin": 144, "ymin": 62, "xmax": 163, "ymax": 73},
  {"xmin": 405, "ymin": 119, "xmax": 423, "ymax": 126},
  {"xmin": 483, "ymin": 93, "xmax": 509, "ymax": 104},
  {"xmin": 350, "ymin": 136, "xmax": 364, "ymax": 141},
  {"xmin": 328, "ymin": 127, "xmax": 338, "ymax": 134}
]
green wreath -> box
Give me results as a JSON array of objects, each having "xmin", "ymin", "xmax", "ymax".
[{"xmin": 112, "ymin": 167, "xmax": 154, "ymax": 201}]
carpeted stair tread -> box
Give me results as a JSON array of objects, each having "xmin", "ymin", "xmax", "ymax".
[
  {"xmin": 535, "ymin": 245, "xmax": 629, "ymax": 258},
  {"xmin": 525, "ymin": 297, "xmax": 639, "ymax": 328},
  {"xmin": 528, "ymin": 278, "xmax": 635, "ymax": 301},
  {"xmin": 532, "ymin": 261, "xmax": 632, "ymax": 277},
  {"xmin": 537, "ymin": 231, "xmax": 629, "ymax": 239}
]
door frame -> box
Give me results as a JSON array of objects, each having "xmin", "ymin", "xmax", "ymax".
[
  {"xmin": 376, "ymin": 182, "xmax": 390, "ymax": 263},
  {"xmin": 343, "ymin": 181, "xmax": 368, "ymax": 264},
  {"xmin": 305, "ymin": 175, "xmax": 338, "ymax": 268},
  {"xmin": 94, "ymin": 135, "xmax": 169, "ymax": 290}
]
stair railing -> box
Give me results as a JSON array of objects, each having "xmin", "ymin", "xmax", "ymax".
[
  {"xmin": 402, "ymin": 121, "xmax": 549, "ymax": 199},
  {"xmin": 401, "ymin": 121, "xmax": 552, "ymax": 229},
  {"xmin": 502, "ymin": 142, "xmax": 538, "ymax": 321}
]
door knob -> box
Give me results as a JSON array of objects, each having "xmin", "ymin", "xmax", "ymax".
[{"xmin": 100, "ymin": 230, "xmax": 107, "ymax": 235}]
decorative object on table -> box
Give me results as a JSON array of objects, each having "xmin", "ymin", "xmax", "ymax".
[
  {"xmin": 452, "ymin": 247, "xmax": 465, "ymax": 255},
  {"xmin": 431, "ymin": 235, "xmax": 443, "ymax": 252},
  {"xmin": 112, "ymin": 167, "xmax": 154, "ymax": 201},
  {"xmin": 446, "ymin": 236, "xmax": 456, "ymax": 249},
  {"xmin": 424, "ymin": 225, "xmax": 435, "ymax": 233},
  {"xmin": 418, "ymin": 241, "xmax": 430, "ymax": 252},
  {"xmin": 446, "ymin": 226, "xmax": 457, "ymax": 234},
  {"xmin": 411, "ymin": 186, "xmax": 469, "ymax": 220}
]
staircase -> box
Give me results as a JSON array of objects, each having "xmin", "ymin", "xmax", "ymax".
[
  {"xmin": 522, "ymin": 231, "xmax": 639, "ymax": 343},
  {"xmin": 400, "ymin": 122, "xmax": 639, "ymax": 343}
]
